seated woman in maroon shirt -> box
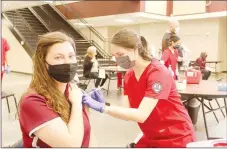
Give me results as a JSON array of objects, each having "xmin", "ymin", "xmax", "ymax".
[
  {"xmin": 19, "ymin": 32, "xmax": 90, "ymax": 147},
  {"xmin": 195, "ymin": 52, "xmax": 211, "ymax": 80}
]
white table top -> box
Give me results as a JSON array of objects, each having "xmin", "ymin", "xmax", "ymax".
[{"xmin": 186, "ymin": 139, "xmax": 227, "ymax": 147}]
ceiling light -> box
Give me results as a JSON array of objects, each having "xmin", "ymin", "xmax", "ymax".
[
  {"xmin": 21, "ymin": 41, "xmax": 24, "ymax": 45},
  {"xmin": 115, "ymin": 19, "xmax": 135, "ymax": 23},
  {"xmin": 44, "ymin": 1, "xmax": 53, "ymax": 3}
]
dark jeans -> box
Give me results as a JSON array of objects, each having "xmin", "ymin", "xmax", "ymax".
[
  {"xmin": 201, "ymin": 69, "xmax": 211, "ymax": 80},
  {"xmin": 90, "ymin": 72, "xmax": 108, "ymax": 88}
]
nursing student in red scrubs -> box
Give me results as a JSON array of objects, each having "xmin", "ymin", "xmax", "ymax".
[
  {"xmin": 82, "ymin": 29, "xmax": 196, "ymax": 148},
  {"xmin": 19, "ymin": 32, "xmax": 90, "ymax": 147},
  {"xmin": 161, "ymin": 34, "xmax": 182, "ymax": 80},
  {"xmin": 1, "ymin": 37, "xmax": 10, "ymax": 80}
]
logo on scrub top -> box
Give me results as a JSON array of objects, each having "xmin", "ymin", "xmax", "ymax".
[{"xmin": 152, "ymin": 82, "xmax": 163, "ymax": 93}]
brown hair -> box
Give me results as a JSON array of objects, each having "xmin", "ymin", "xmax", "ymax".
[
  {"xmin": 170, "ymin": 34, "xmax": 180, "ymax": 43},
  {"xmin": 140, "ymin": 36, "xmax": 148, "ymax": 52},
  {"xmin": 20, "ymin": 31, "xmax": 76, "ymax": 123},
  {"xmin": 200, "ymin": 52, "xmax": 207, "ymax": 59},
  {"xmin": 163, "ymin": 34, "xmax": 180, "ymax": 51},
  {"xmin": 111, "ymin": 29, "xmax": 152, "ymax": 61}
]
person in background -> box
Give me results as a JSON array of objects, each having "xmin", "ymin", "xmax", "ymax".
[
  {"xmin": 161, "ymin": 19, "xmax": 180, "ymax": 52},
  {"xmin": 1, "ymin": 37, "xmax": 10, "ymax": 80},
  {"xmin": 161, "ymin": 34, "xmax": 182, "ymax": 80},
  {"xmin": 19, "ymin": 32, "xmax": 90, "ymax": 147},
  {"xmin": 161, "ymin": 20, "xmax": 184, "ymax": 69},
  {"xmin": 180, "ymin": 43, "xmax": 191, "ymax": 70},
  {"xmin": 83, "ymin": 46, "xmax": 108, "ymax": 88},
  {"xmin": 82, "ymin": 29, "xmax": 196, "ymax": 148},
  {"xmin": 195, "ymin": 52, "xmax": 211, "ymax": 80}
]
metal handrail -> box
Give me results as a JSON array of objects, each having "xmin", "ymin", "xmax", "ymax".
[
  {"xmin": 58, "ymin": 1, "xmax": 106, "ymax": 42},
  {"xmin": 56, "ymin": 1, "xmax": 110, "ymax": 58},
  {"xmin": 2, "ymin": 13, "xmax": 27, "ymax": 44},
  {"xmin": 28, "ymin": 7, "xmax": 51, "ymax": 32},
  {"xmin": 14, "ymin": 10, "xmax": 38, "ymax": 37},
  {"xmin": 46, "ymin": 4, "xmax": 89, "ymax": 41},
  {"xmin": 90, "ymin": 40, "xmax": 111, "ymax": 59},
  {"xmin": 2, "ymin": 13, "xmax": 35, "ymax": 57}
]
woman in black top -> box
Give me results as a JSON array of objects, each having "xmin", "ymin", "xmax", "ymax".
[{"xmin": 83, "ymin": 46, "xmax": 108, "ymax": 88}]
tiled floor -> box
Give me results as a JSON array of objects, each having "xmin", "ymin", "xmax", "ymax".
[{"xmin": 1, "ymin": 72, "xmax": 227, "ymax": 147}]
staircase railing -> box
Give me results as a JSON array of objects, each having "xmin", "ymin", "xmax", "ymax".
[
  {"xmin": 28, "ymin": 7, "xmax": 52, "ymax": 32},
  {"xmin": 14, "ymin": 10, "xmax": 39, "ymax": 37},
  {"xmin": 2, "ymin": 13, "xmax": 35, "ymax": 57},
  {"xmin": 51, "ymin": 1, "xmax": 111, "ymax": 58}
]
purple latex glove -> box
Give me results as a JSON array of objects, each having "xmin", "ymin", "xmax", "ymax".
[
  {"xmin": 89, "ymin": 88, "xmax": 105, "ymax": 103},
  {"xmin": 82, "ymin": 94, "xmax": 105, "ymax": 113},
  {"xmin": 5, "ymin": 65, "xmax": 11, "ymax": 74}
]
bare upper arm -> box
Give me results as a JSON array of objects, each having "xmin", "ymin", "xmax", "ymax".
[
  {"xmin": 138, "ymin": 97, "xmax": 159, "ymax": 123},
  {"xmin": 121, "ymin": 95, "xmax": 130, "ymax": 108},
  {"xmin": 34, "ymin": 117, "xmax": 76, "ymax": 147}
]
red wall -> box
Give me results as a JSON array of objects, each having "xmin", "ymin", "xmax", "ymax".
[
  {"xmin": 56, "ymin": 1, "xmax": 226, "ymax": 19},
  {"xmin": 56, "ymin": 1, "xmax": 144, "ymax": 19},
  {"xmin": 206, "ymin": 1, "xmax": 227, "ymax": 13},
  {"xmin": 166, "ymin": 0, "xmax": 173, "ymax": 16}
]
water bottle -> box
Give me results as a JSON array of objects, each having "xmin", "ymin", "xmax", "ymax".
[
  {"xmin": 168, "ymin": 65, "xmax": 174, "ymax": 77},
  {"xmin": 217, "ymin": 83, "xmax": 227, "ymax": 91}
]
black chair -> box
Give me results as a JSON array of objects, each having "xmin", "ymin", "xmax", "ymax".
[
  {"xmin": 84, "ymin": 76, "xmax": 96, "ymax": 86},
  {"xmin": 106, "ymin": 72, "xmax": 118, "ymax": 95},
  {"xmin": 1, "ymin": 91, "xmax": 18, "ymax": 114}
]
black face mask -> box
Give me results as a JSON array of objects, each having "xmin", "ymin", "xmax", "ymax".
[{"xmin": 46, "ymin": 63, "xmax": 77, "ymax": 83}]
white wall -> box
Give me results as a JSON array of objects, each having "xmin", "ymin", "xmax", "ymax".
[
  {"xmin": 2, "ymin": 23, "xmax": 33, "ymax": 74},
  {"xmin": 80, "ymin": 26, "xmax": 109, "ymax": 54},
  {"xmin": 218, "ymin": 17, "xmax": 227, "ymax": 71},
  {"xmin": 173, "ymin": 1, "xmax": 206, "ymax": 16},
  {"xmin": 80, "ymin": 18, "xmax": 225, "ymax": 71},
  {"xmin": 139, "ymin": 22, "xmax": 167, "ymax": 58},
  {"xmin": 180, "ymin": 18, "xmax": 220, "ymax": 61},
  {"xmin": 145, "ymin": 1, "xmax": 167, "ymax": 15}
]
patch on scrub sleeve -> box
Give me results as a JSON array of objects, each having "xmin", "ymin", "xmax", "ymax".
[{"xmin": 152, "ymin": 82, "xmax": 163, "ymax": 94}]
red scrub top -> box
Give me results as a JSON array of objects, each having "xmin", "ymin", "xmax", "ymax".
[
  {"xmin": 1, "ymin": 38, "xmax": 10, "ymax": 66},
  {"xmin": 1, "ymin": 38, "xmax": 10, "ymax": 78},
  {"xmin": 196, "ymin": 57, "xmax": 206, "ymax": 70},
  {"xmin": 161, "ymin": 48, "xmax": 178, "ymax": 80},
  {"xmin": 124, "ymin": 59, "xmax": 196, "ymax": 148},
  {"xmin": 19, "ymin": 87, "xmax": 91, "ymax": 148}
]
